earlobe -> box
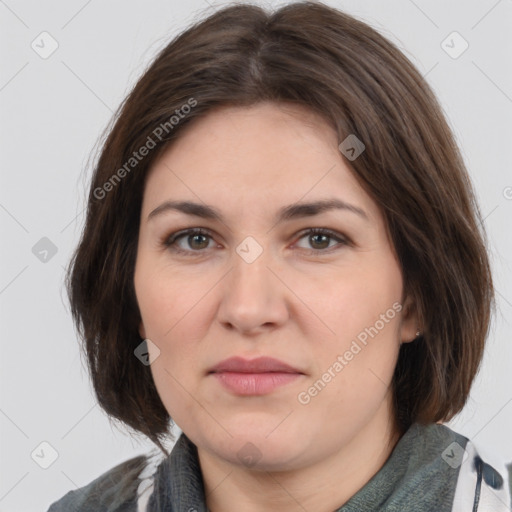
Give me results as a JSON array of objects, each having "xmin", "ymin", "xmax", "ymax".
[
  {"xmin": 400, "ymin": 296, "xmax": 420, "ymax": 344},
  {"xmin": 138, "ymin": 320, "xmax": 146, "ymax": 340}
]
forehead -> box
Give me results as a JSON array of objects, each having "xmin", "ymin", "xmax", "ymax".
[{"xmin": 142, "ymin": 102, "xmax": 380, "ymax": 224}]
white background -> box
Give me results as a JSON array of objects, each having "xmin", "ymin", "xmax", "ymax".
[{"xmin": 0, "ymin": 0, "xmax": 511, "ymax": 510}]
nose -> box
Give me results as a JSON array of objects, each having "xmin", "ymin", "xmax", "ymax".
[{"xmin": 216, "ymin": 245, "xmax": 290, "ymax": 336}]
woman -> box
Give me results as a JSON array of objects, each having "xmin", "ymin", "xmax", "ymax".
[{"xmin": 48, "ymin": 2, "xmax": 511, "ymax": 511}]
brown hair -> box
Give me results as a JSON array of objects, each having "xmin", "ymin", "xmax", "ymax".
[{"xmin": 66, "ymin": 1, "xmax": 494, "ymax": 456}]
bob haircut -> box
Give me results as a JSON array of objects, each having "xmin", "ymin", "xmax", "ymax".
[{"xmin": 67, "ymin": 1, "xmax": 494, "ymax": 456}]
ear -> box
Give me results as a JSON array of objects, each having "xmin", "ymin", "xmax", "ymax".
[
  {"xmin": 399, "ymin": 295, "xmax": 420, "ymax": 344},
  {"xmin": 138, "ymin": 320, "xmax": 146, "ymax": 340}
]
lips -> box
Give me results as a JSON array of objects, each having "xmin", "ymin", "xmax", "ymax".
[
  {"xmin": 208, "ymin": 356, "xmax": 303, "ymax": 374},
  {"xmin": 208, "ymin": 356, "xmax": 304, "ymax": 396}
]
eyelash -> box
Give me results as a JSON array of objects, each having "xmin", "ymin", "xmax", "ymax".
[{"xmin": 161, "ymin": 227, "xmax": 351, "ymax": 256}]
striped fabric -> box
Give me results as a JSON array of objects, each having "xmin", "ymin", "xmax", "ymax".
[{"xmin": 451, "ymin": 439, "xmax": 511, "ymax": 511}]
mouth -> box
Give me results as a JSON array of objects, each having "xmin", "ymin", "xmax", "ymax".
[
  {"xmin": 208, "ymin": 356, "xmax": 304, "ymax": 395},
  {"xmin": 209, "ymin": 356, "xmax": 303, "ymax": 374}
]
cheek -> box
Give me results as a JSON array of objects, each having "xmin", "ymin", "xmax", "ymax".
[
  {"xmin": 306, "ymin": 260, "xmax": 402, "ymax": 400},
  {"xmin": 135, "ymin": 265, "xmax": 203, "ymax": 405},
  {"xmin": 136, "ymin": 270, "xmax": 212, "ymax": 427},
  {"xmin": 313, "ymin": 262, "xmax": 402, "ymax": 341},
  {"xmin": 135, "ymin": 261, "xmax": 219, "ymax": 371},
  {"xmin": 136, "ymin": 261, "xmax": 211, "ymax": 338},
  {"xmin": 302, "ymin": 305, "xmax": 401, "ymax": 440}
]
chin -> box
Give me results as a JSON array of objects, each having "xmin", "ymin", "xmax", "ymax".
[
  {"xmin": 208, "ymin": 425, "xmax": 306, "ymax": 470},
  {"xmin": 226, "ymin": 443, "xmax": 304, "ymax": 472}
]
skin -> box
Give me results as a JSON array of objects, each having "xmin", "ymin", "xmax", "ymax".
[{"xmin": 134, "ymin": 102, "xmax": 418, "ymax": 512}]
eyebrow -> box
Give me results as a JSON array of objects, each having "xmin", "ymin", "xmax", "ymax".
[{"xmin": 147, "ymin": 198, "xmax": 368, "ymax": 223}]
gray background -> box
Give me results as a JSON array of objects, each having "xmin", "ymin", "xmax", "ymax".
[{"xmin": 1, "ymin": 0, "xmax": 511, "ymax": 510}]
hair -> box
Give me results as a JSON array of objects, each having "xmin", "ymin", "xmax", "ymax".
[{"xmin": 66, "ymin": 1, "xmax": 494, "ymax": 461}]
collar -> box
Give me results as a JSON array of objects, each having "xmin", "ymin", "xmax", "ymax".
[{"xmin": 145, "ymin": 423, "xmax": 498, "ymax": 512}]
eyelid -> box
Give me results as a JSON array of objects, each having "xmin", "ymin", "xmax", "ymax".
[{"xmin": 294, "ymin": 227, "xmax": 350, "ymax": 243}]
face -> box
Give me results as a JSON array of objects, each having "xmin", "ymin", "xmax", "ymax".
[{"xmin": 134, "ymin": 102, "xmax": 418, "ymax": 471}]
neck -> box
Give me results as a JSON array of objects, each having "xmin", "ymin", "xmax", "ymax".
[{"xmin": 197, "ymin": 397, "xmax": 402, "ymax": 512}]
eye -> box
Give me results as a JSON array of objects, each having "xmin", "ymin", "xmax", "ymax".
[
  {"xmin": 294, "ymin": 228, "xmax": 350, "ymax": 253},
  {"xmin": 162, "ymin": 227, "xmax": 350, "ymax": 256},
  {"xmin": 163, "ymin": 228, "xmax": 217, "ymax": 255}
]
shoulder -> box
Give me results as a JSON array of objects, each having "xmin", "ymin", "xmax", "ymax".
[
  {"xmin": 450, "ymin": 433, "xmax": 512, "ymax": 512},
  {"xmin": 413, "ymin": 422, "xmax": 511, "ymax": 511},
  {"xmin": 47, "ymin": 448, "xmax": 165, "ymax": 512},
  {"xmin": 390, "ymin": 422, "xmax": 511, "ymax": 511}
]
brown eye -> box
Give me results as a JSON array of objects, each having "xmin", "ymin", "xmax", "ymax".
[
  {"xmin": 308, "ymin": 233, "xmax": 331, "ymax": 250},
  {"xmin": 163, "ymin": 228, "xmax": 215, "ymax": 255},
  {"xmin": 295, "ymin": 228, "xmax": 350, "ymax": 253},
  {"xmin": 185, "ymin": 233, "xmax": 210, "ymax": 250}
]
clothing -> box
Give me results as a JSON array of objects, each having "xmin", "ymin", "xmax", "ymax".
[{"xmin": 47, "ymin": 423, "xmax": 512, "ymax": 511}]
